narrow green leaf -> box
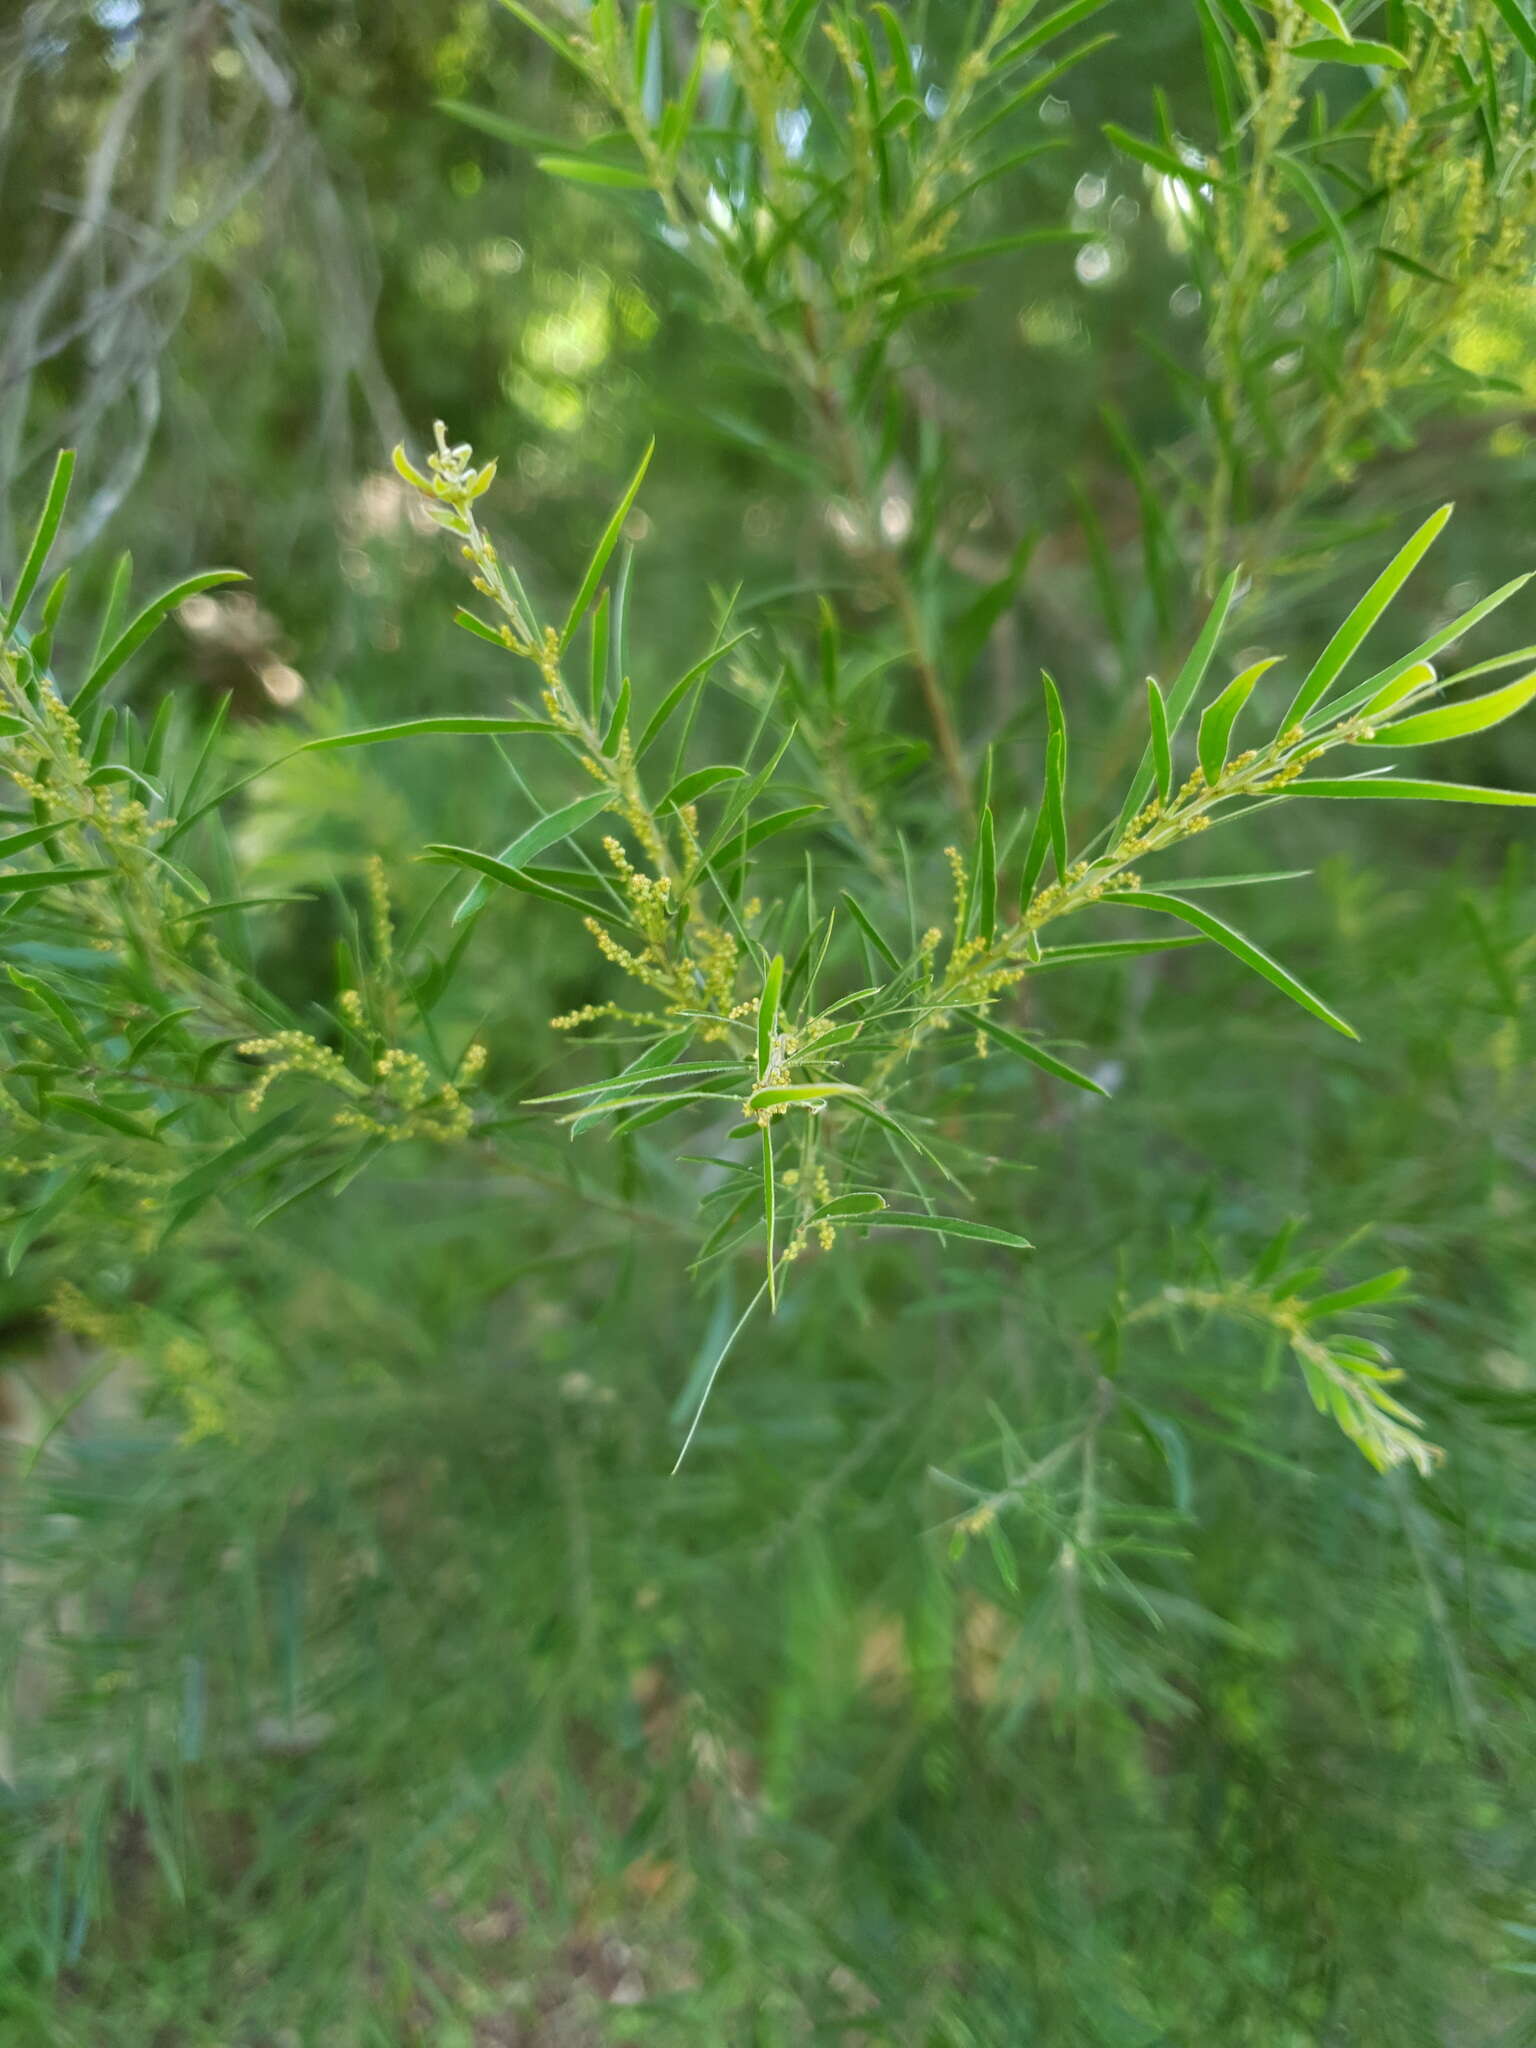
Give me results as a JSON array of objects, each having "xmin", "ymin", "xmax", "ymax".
[
  {"xmin": 1361, "ymin": 659, "xmax": 1437, "ymax": 719},
  {"xmin": 1031, "ymin": 936, "xmax": 1207, "ymax": 966},
  {"xmin": 1019, "ymin": 732, "xmax": 1064, "ymax": 905},
  {"xmin": 1207, "ymin": 0, "xmax": 1265, "ymax": 49},
  {"xmin": 841, "ymin": 890, "xmax": 900, "ymax": 970},
  {"xmin": 452, "ymin": 791, "xmax": 612, "ymax": 923},
  {"xmin": 762, "ymin": 1124, "xmax": 777, "ymax": 1308},
  {"xmin": 1490, "ymin": 0, "xmax": 1536, "ymax": 63},
  {"xmin": 975, "ymin": 806, "xmax": 998, "ymax": 941},
  {"xmin": 588, "ymin": 586, "xmax": 611, "ymax": 726},
  {"xmin": 670, "ymin": 1280, "xmax": 770, "ymax": 1473},
  {"xmin": 1166, "ymin": 869, "xmax": 1310, "ymax": 892},
  {"xmin": 809, "ymin": 1190, "xmax": 887, "ymax": 1224},
  {"xmin": 0, "ymin": 820, "xmax": 70, "ymax": 859},
  {"xmin": 4, "ymin": 449, "xmax": 74, "ymax": 632},
  {"xmin": 1101, "ymin": 888, "xmax": 1358, "ymax": 1037},
  {"xmin": 51, "ymin": 1094, "xmax": 161, "ymax": 1142},
  {"xmin": 1103, "ymin": 124, "xmax": 1219, "ymax": 186},
  {"xmin": 601, "ymin": 677, "xmax": 630, "ymax": 755},
  {"xmin": 73, "ymin": 571, "xmax": 247, "ymax": 719},
  {"xmin": 1297, "ymin": 776, "xmax": 1536, "ymax": 805},
  {"xmin": 661, "ymin": 764, "xmax": 746, "ymax": 810},
  {"xmin": 561, "ymin": 441, "xmax": 654, "ymax": 650},
  {"xmin": 1116, "ymin": 567, "xmax": 1242, "ymax": 836},
  {"xmin": 874, "ymin": 1212, "xmax": 1033, "ymax": 1251},
  {"xmin": 1292, "ymin": 0, "xmax": 1352, "ymax": 37},
  {"xmin": 739, "ymin": 804, "xmax": 824, "ymax": 853},
  {"xmin": 972, "ymin": 1009, "xmax": 1108, "ymax": 1096},
  {"xmin": 745, "ymin": 1082, "xmax": 865, "ymax": 1111},
  {"xmin": 634, "ymin": 631, "xmax": 753, "ymax": 761},
  {"xmin": 1041, "ymin": 673, "xmax": 1069, "ymax": 878},
  {"xmin": 1147, "ymin": 677, "xmax": 1173, "ymax": 804},
  {"xmin": 758, "ymin": 954, "xmax": 784, "ymax": 1079},
  {"xmin": 536, "ymin": 153, "xmax": 650, "ymax": 189},
  {"xmin": 424, "ymin": 844, "xmax": 626, "ymax": 923},
  {"xmin": 1283, "ymin": 505, "xmax": 1453, "ymax": 727},
  {"xmin": 1295, "ymin": 36, "xmax": 1406, "ymax": 65},
  {"xmin": 0, "ymin": 865, "xmax": 111, "ymax": 895},
  {"xmin": 1359, "ymin": 670, "xmax": 1536, "ymax": 746},
  {"xmin": 493, "ymin": 0, "xmax": 592, "ymax": 69},
  {"xmin": 1315, "ymin": 573, "xmax": 1533, "ymax": 732},
  {"xmin": 1302, "ymin": 1268, "xmax": 1410, "ymax": 1319},
  {"xmin": 308, "ymin": 716, "xmax": 562, "ymax": 750},
  {"xmin": 1198, "ymin": 657, "xmax": 1279, "ymax": 785},
  {"xmin": 7, "ymin": 1163, "xmax": 94, "ymax": 1274},
  {"xmin": 8, "ymin": 966, "xmax": 92, "ymax": 1055}
]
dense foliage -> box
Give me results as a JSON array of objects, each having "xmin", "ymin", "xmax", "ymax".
[{"xmin": 5, "ymin": 3, "xmax": 1536, "ymax": 2042}]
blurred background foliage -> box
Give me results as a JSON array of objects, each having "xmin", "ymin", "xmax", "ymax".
[{"xmin": 4, "ymin": 2, "xmax": 1536, "ymax": 2042}]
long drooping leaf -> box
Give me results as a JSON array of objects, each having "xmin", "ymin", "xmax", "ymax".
[
  {"xmin": 971, "ymin": 1010, "xmax": 1108, "ymax": 1096},
  {"xmin": 873, "ymin": 1212, "xmax": 1033, "ymax": 1251},
  {"xmin": 1100, "ymin": 889, "xmax": 1357, "ymax": 1038}
]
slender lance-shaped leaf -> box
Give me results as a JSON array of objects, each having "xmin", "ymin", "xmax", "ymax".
[
  {"xmin": 1300, "ymin": 1268, "xmax": 1410, "ymax": 1319},
  {"xmin": 661, "ymin": 764, "xmax": 746, "ymax": 810},
  {"xmin": 1295, "ymin": 36, "xmax": 1407, "ymax": 65},
  {"xmin": 1116, "ymin": 566, "xmax": 1242, "ymax": 837},
  {"xmin": 1312, "ymin": 573, "xmax": 1533, "ymax": 732},
  {"xmin": 971, "ymin": 1009, "xmax": 1109, "ymax": 1096},
  {"xmin": 1358, "ymin": 670, "xmax": 1536, "ymax": 747},
  {"xmin": 1198, "ymin": 657, "xmax": 1280, "ymax": 784},
  {"xmin": 1147, "ymin": 677, "xmax": 1173, "ymax": 804},
  {"xmin": 1296, "ymin": 777, "xmax": 1536, "ymax": 806},
  {"xmin": 424, "ymin": 844, "xmax": 627, "ymax": 924},
  {"xmin": 3, "ymin": 449, "xmax": 74, "ymax": 632},
  {"xmin": 588, "ymin": 586, "xmax": 611, "ymax": 726},
  {"xmin": 634, "ymin": 630, "xmax": 753, "ymax": 760},
  {"xmin": 745, "ymin": 1082, "xmax": 866, "ymax": 1112},
  {"xmin": 537, "ymin": 154, "xmax": 651, "ymax": 189},
  {"xmin": 671, "ymin": 1280, "xmax": 770, "ymax": 1474},
  {"xmin": 975, "ymin": 806, "xmax": 998, "ymax": 941},
  {"xmin": 0, "ymin": 865, "xmax": 111, "ymax": 895},
  {"xmin": 308, "ymin": 716, "xmax": 563, "ymax": 750},
  {"xmin": 1361, "ymin": 660, "xmax": 1437, "ymax": 719},
  {"xmin": 1100, "ymin": 889, "xmax": 1358, "ymax": 1038},
  {"xmin": 761, "ymin": 1124, "xmax": 777, "ymax": 1309},
  {"xmin": 758, "ymin": 954, "xmax": 784, "ymax": 1079},
  {"xmin": 1293, "ymin": 0, "xmax": 1352, "ymax": 35},
  {"xmin": 841, "ymin": 890, "xmax": 900, "ymax": 971},
  {"xmin": 1019, "ymin": 731, "xmax": 1064, "ymax": 905},
  {"xmin": 873, "ymin": 1212, "xmax": 1033, "ymax": 1251},
  {"xmin": 73, "ymin": 571, "xmax": 248, "ymax": 720},
  {"xmin": 1490, "ymin": 0, "xmax": 1536, "ymax": 62},
  {"xmin": 1042, "ymin": 674, "xmax": 1069, "ymax": 877},
  {"xmin": 1282, "ymin": 505, "xmax": 1452, "ymax": 728},
  {"xmin": 1031, "ymin": 935, "xmax": 1207, "ymax": 967},
  {"xmin": 808, "ymin": 1191, "xmax": 887, "ymax": 1225},
  {"xmin": 560, "ymin": 440, "xmax": 654, "ymax": 650},
  {"xmin": 453, "ymin": 790, "xmax": 612, "ymax": 923}
]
